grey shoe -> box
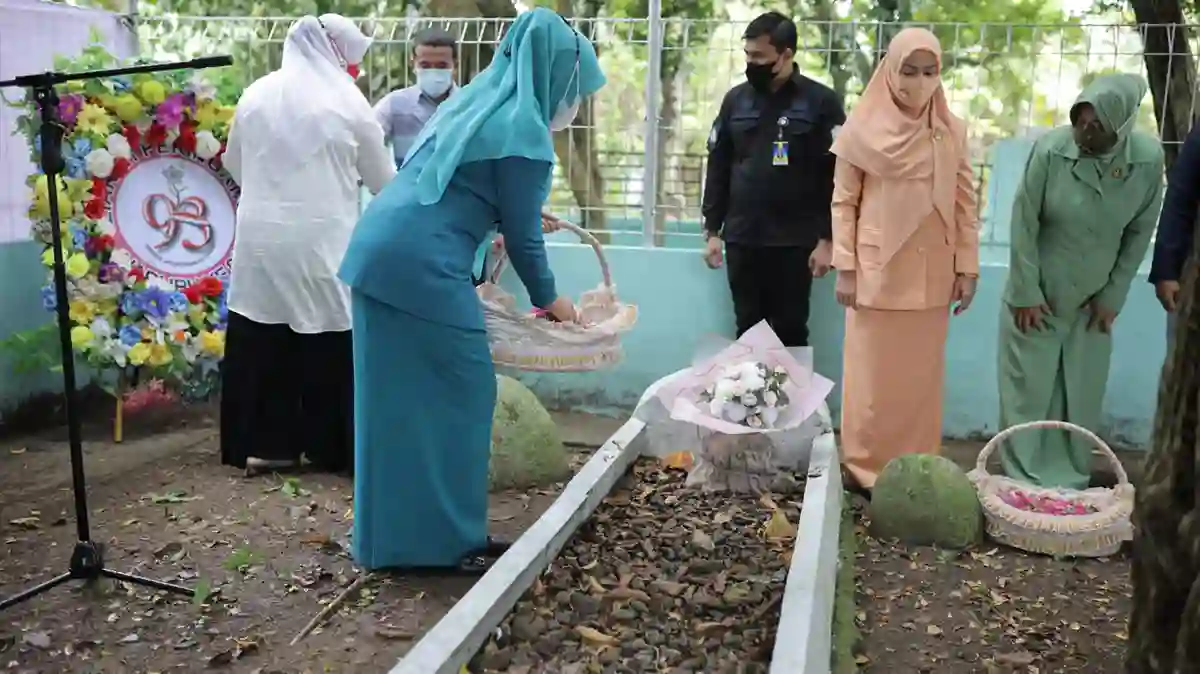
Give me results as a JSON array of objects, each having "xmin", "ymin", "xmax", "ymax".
[{"xmin": 244, "ymin": 457, "xmax": 299, "ymax": 476}]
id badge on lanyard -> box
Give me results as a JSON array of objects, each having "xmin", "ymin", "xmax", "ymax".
[{"xmin": 772, "ymin": 116, "xmax": 789, "ymax": 166}]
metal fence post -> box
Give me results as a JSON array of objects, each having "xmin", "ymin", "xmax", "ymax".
[{"xmin": 640, "ymin": 4, "xmax": 664, "ymax": 247}]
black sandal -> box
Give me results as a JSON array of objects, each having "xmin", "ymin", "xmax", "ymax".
[
  {"xmin": 402, "ymin": 539, "xmax": 515, "ymax": 577},
  {"xmin": 478, "ymin": 536, "xmax": 512, "ymax": 558}
]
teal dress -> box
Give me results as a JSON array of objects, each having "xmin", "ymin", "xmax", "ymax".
[
  {"xmin": 997, "ymin": 74, "xmax": 1163, "ymax": 489},
  {"xmin": 339, "ymin": 145, "xmax": 555, "ymax": 569},
  {"xmin": 337, "ymin": 8, "xmax": 607, "ymax": 571}
]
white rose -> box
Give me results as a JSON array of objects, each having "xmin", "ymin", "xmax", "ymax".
[
  {"xmin": 194, "ymin": 130, "xmax": 222, "ymax": 160},
  {"xmin": 95, "ymin": 218, "xmax": 116, "ymax": 236},
  {"xmin": 189, "ymin": 72, "xmax": 217, "ymax": 102},
  {"xmin": 106, "ymin": 133, "xmax": 132, "ymax": 160},
  {"xmin": 148, "ymin": 276, "xmax": 175, "ymax": 291},
  {"xmin": 764, "ymin": 390, "xmax": 778, "ymax": 407},
  {"xmin": 713, "ymin": 379, "xmax": 735, "ymax": 402},
  {"xmin": 724, "ymin": 403, "xmax": 747, "ymax": 423},
  {"xmin": 762, "ymin": 407, "xmax": 780, "ymax": 427},
  {"xmin": 743, "ymin": 375, "xmax": 765, "ymax": 392},
  {"xmin": 708, "ymin": 398, "xmax": 725, "ymax": 418},
  {"xmin": 110, "ymin": 248, "xmax": 133, "ymax": 270},
  {"xmin": 741, "ymin": 392, "xmax": 758, "ymax": 407},
  {"xmin": 85, "ymin": 148, "xmax": 115, "ymax": 179},
  {"xmin": 91, "ymin": 316, "xmax": 114, "ymax": 339}
]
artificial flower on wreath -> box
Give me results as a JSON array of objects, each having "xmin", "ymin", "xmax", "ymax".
[{"xmin": 15, "ymin": 40, "xmax": 239, "ymax": 397}]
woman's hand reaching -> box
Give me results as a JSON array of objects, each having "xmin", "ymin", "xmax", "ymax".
[
  {"xmin": 541, "ymin": 211, "xmax": 564, "ymax": 234},
  {"xmin": 546, "ymin": 295, "xmax": 578, "ymax": 323}
]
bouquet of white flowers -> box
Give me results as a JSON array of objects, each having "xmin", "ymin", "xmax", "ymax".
[
  {"xmin": 633, "ymin": 321, "xmax": 835, "ymax": 492},
  {"xmin": 700, "ymin": 361, "xmax": 790, "ymax": 429}
]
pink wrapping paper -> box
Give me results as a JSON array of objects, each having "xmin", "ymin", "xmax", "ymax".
[{"xmin": 654, "ymin": 321, "xmax": 834, "ymax": 435}]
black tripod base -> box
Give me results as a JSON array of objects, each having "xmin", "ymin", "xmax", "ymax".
[{"xmin": 0, "ymin": 541, "xmax": 193, "ymax": 611}]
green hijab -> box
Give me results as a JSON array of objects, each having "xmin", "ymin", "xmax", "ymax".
[
  {"xmin": 403, "ymin": 8, "xmax": 606, "ymax": 205},
  {"xmin": 1068, "ymin": 73, "xmax": 1148, "ymax": 161}
]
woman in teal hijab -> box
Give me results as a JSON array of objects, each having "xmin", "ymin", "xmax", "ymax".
[
  {"xmin": 339, "ymin": 8, "xmax": 606, "ymax": 573},
  {"xmin": 997, "ymin": 73, "xmax": 1163, "ymax": 489}
]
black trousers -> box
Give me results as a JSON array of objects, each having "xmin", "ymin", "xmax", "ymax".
[
  {"xmin": 725, "ymin": 242, "xmax": 815, "ymax": 347},
  {"xmin": 219, "ymin": 311, "xmax": 354, "ymax": 473}
]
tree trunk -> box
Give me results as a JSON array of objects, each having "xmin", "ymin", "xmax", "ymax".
[
  {"xmin": 552, "ymin": 103, "xmax": 608, "ymax": 242},
  {"xmin": 1126, "ymin": 8, "xmax": 1200, "ymax": 670},
  {"xmin": 1129, "ymin": 1, "xmax": 1195, "ymax": 169},
  {"xmin": 808, "ymin": 0, "xmax": 853, "ymax": 101},
  {"xmin": 652, "ymin": 64, "xmax": 680, "ymax": 246},
  {"xmin": 424, "ymin": 0, "xmax": 513, "ymax": 80},
  {"xmin": 551, "ymin": 0, "xmax": 607, "ymax": 240},
  {"xmin": 1128, "ymin": 247, "xmax": 1200, "ymax": 672}
]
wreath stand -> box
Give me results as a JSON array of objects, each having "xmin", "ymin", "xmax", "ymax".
[{"xmin": 0, "ymin": 55, "xmax": 232, "ymax": 612}]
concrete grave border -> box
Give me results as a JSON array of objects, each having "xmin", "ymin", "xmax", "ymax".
[
  {"xmin": 389, "ymin": 418, "xmax": 647, "ymax": 674},
  {"xmin": 770, "ymin": 427, "xmax": 842, "ymax": 674},
  {"xmin": 388, "ymin": 416, "xmax": 843, "ymax": 674}
]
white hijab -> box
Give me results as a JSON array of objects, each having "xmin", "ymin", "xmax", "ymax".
[{"xmin": 236, "ymin": 15, "xmax": 375, "ymax": 166}]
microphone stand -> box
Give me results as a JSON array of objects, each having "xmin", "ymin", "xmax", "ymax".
[{"xmin": 0, "ymin": 55, "xmax": 233, "ymax": 611}]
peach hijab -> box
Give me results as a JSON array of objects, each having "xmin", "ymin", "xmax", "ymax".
[{"xmin": 830, "ymin": 27, "xmax": 965, "ymax": 228}]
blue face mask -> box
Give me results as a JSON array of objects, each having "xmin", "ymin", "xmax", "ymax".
[{"xmin": 417, "ymin": 68, "xmax": 453, "ymax": 98}]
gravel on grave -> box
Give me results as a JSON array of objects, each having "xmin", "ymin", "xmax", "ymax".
[{"xmin": 470, "ymin": 458, "xmax": 806, "ymax": 674}]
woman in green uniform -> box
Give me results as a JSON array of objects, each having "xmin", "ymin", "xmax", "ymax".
[{"xmin": 998, "ymin": 73, "xmax": 1163, "ymax": 489}]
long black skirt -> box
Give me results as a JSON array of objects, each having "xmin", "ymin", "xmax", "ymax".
[{"xmin": 219, "ymin": 311, "xmax": 353, "ymax": 474}]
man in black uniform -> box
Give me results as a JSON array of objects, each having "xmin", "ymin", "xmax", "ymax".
[{"xmin": 702, "ymin": 11, "xmax": 845, "ymax": 347}]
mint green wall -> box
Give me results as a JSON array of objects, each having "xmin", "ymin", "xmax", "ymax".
[
  {"xmin": 0, "ymin": 240, "xmax": 65, "ymax": 411},
  {"xmin": 498, "ymin": 241, "xmax": 1166, "ymax": 448}
]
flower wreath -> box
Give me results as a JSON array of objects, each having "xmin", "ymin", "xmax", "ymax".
[{"xmin": 15, "ymin": 42, "xmax": 238, "ymax": 401}]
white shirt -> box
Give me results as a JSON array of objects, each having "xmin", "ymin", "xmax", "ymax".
[{"xmin": 223, "ymin": 70, "xmax": 395, "ymax": 334}]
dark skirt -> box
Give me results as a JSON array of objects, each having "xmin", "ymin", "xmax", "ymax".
[
  {"xmin": 219, "ymin": 311, "xmax": 353, "ymax": 473},
  {"xmin": 350, "ymin": 290, "xmax": 496, "ymax": 569}
]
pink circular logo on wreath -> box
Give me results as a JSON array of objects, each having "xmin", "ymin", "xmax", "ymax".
[{"xmin": 109, "ymin": 153, "xmax": 237, "ymax": 282}]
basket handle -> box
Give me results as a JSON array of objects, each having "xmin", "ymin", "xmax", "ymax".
[
  {"xmin": 487, "ymin": 218, "xmax": 612, "ymax": 289},
  {"xmin": 975, "ymin": 420, "xmax": 1130, "ymax": 486}
]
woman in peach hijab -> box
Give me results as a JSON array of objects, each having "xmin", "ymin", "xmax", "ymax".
[{"xmin": 830, "ymin": 28, "xmax": 980, "ymax": 491}]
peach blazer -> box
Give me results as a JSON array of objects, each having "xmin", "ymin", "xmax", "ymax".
[{"xmin": 830, "ymin": 126, "xmax": 980, "ymax": 311}]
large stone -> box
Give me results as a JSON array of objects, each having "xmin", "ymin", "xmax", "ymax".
[
  {"xmin": 868, "ymin": 454, "xmax": 983, "ymax": 549},
  {"xmin": 490, "ymin": 375, "xmax": 570, "ymax": 491}
]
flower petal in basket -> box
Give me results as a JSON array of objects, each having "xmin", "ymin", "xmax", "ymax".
[
  {"xmin": 657, "ymin": 320, "xmax": 834, "ymax": 435},
  {"xmin": 477, "ymin": 281, "xmax": 637, "ymax": 372},
  {"xmin": 967, "ymin": 420, "xmax": 1136, "ymax": 557},
  {"xmin": 967, "ymin": 471, "xmax": 1135, "ymax": 536}
]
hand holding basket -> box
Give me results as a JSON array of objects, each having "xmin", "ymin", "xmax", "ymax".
[{"xmin": 478, "ymin": 219, "xmax": 637, "ymax": 372}]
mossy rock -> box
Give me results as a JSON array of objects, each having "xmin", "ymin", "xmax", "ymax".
[
  {"xmin": 868, "ymin": 454, "xmax": 983, "ymax": 549},
  {"xmin": 490, "ymin": 375, "xmax": 570, "ymax": 491}
]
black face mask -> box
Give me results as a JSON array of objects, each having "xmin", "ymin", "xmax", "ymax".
[
  {"xmin": 1074, "ymin": 122, "xmax": 1117, "ymax": 155},
  {"xmin": 745, "ymin": 61, "xmax": 779, "ymax": 93}
]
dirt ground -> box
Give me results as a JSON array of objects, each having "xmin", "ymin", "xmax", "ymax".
[
  {"xmin": 852, "ymin": 495, "xmax": 1130, "ymax": 673},
  {"xmin": 0, "ymin": 411, "xmax": 585, "ymax": 673}
]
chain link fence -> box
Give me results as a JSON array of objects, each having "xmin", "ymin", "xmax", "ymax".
[{"xmin": 133, "ymin": 15, "xmax": 1197, "ymax": 246}]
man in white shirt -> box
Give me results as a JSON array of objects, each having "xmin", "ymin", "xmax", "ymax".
[{"xmin": 373, "ymin": 28, "xmax": 458, "ymax": 168}]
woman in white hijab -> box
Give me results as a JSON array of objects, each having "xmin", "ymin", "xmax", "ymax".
[{"xmin": 220, "ymin": 14, "xmax": 395, "ymax": 476}]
